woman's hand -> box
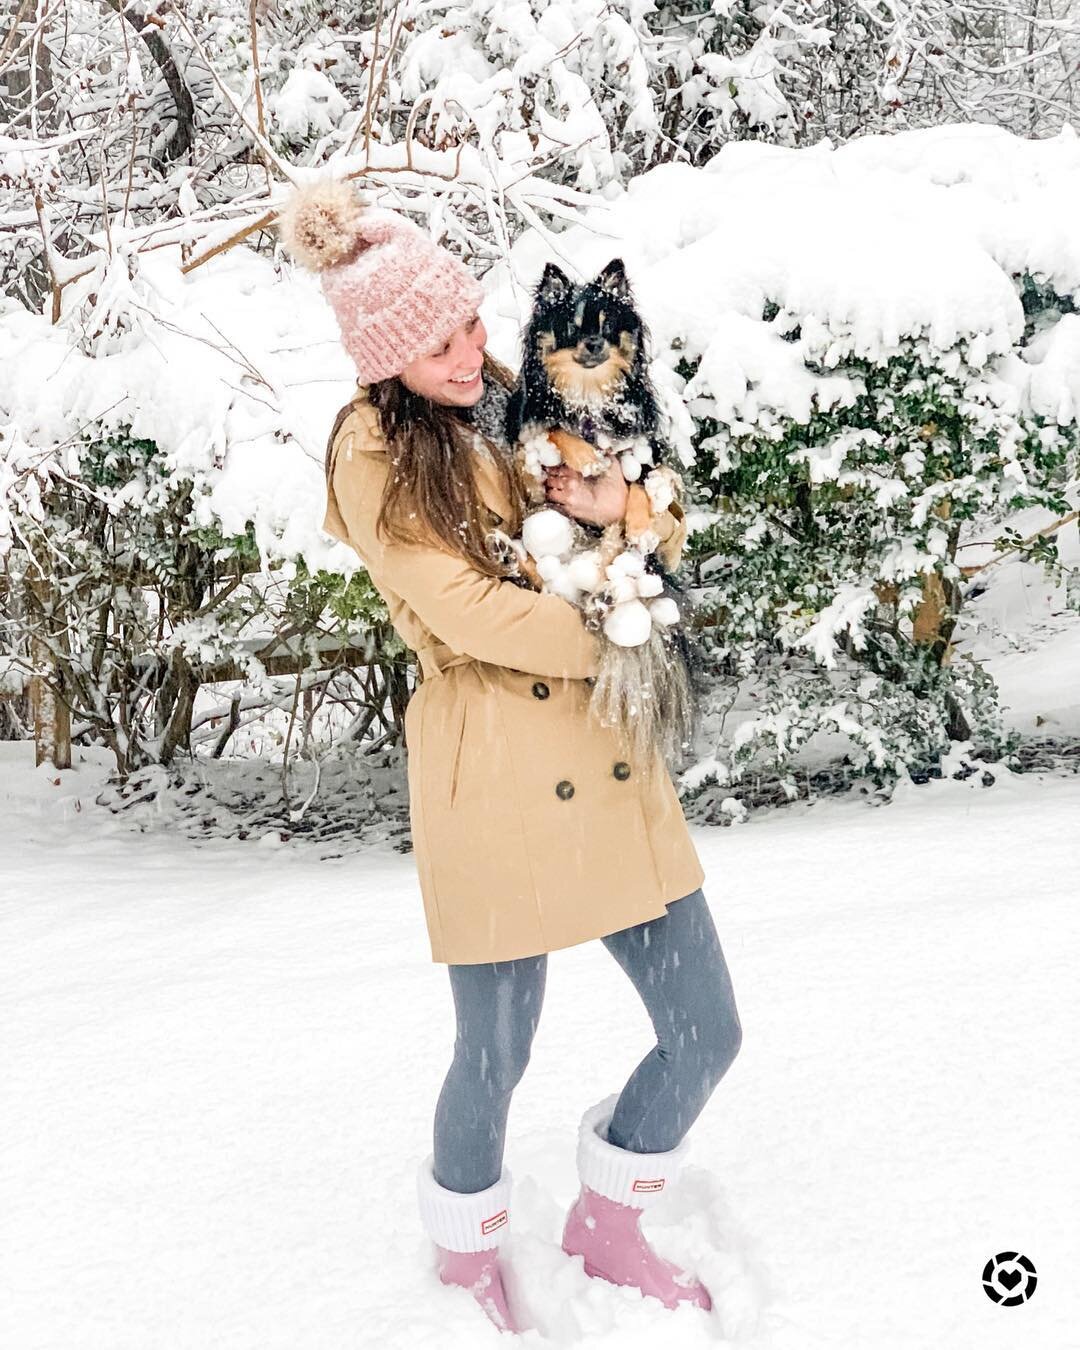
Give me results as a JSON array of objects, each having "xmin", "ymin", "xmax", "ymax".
[{"xmin": 544, "ymin": 459, "xmax": 628, "ymax": 527}]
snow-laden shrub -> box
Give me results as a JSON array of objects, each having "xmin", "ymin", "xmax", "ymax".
[
  {"xmin": 0, "ymin": 239, "xmax": 401, "ymax": 776},
  {"xmin": 676, "ymin": 316, "xmax": 1074, "ymax": 790},
  {"xmin": 0, "ymin": 418, "xmax": 402, "ymax": 775},
  {"xmin": 467, "ymin": 127, "xmax": 1080, "ymax": 797}
]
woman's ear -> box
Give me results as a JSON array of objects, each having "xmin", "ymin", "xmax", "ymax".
[{"xmin": 536, "ymin": 261, "xmax": 572, "ymax": 306}]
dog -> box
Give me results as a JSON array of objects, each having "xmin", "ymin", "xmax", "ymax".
[
  {"xmin": 499, "ymin": 257, "xmax": 697, "ymax": 768},
  {"xmin": 505, "ymin": 257, "xmax": 682, "ymax": 555}
]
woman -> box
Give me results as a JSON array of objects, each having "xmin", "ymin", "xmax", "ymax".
[{"xmin": 281, "ymin": 182, "xmax": 743, "ymax": 1334}]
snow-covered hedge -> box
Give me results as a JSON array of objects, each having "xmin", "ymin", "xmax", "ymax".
[{"xmin": 2, "ymin": 125, "xmax": 1078, "ymax": 782}]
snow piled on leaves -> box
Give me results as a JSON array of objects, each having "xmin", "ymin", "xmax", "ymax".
[
  {"xmin": 497, "ymin": 127, "xmax": 1071, "ymax": 398},
  {"xmin": 396, "ymin": 0, "xmax": 660, "ymax": 191},
  {"xmin": 269, "ymin": 69, "xmax": 349, "ymax": 140},
  {"xmin": 482, "ymin": 126, "xmax": 1080, "ymax": 474},
  {"xmin": 0, "ymin": 244, "xmax": 357, "ymax": 575}
]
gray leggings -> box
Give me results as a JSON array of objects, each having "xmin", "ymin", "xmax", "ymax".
[{"xmin": 432, "ymin": 887, "xmax": 742, "ymax": 1193}]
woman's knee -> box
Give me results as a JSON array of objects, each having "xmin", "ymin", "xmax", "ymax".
[
  {"xmin": 676, "ymin": 996, "xmax": 742, "ymax": 1082},
  {"xmin": 449, "ymin": 1027, "xmax": 534, "ymax": 1096},
  {"xmin": 717, "ymin": 1005, "xmax": 743, "ymax": 1073},
  {"xmin": 691, "ymin": 928, "xmax": 743, "ymax": 1075},
  {"xmin": 714, "ymin": 1002, "xmax": 743, "ymax": 1078},
  {"xmin": 487, "ymin": 1035, "xmax": 533, "ymax": 1094}
]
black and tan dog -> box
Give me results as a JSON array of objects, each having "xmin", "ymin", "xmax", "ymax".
[
  {"xmin": 503, "ymin": 257, "xmax": 696, "ymax": 768},
  {"xmin": 505, "ymin": 257, "xmax": 681, "ymax": 549}
]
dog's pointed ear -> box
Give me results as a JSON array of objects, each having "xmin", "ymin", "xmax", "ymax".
[
  {"xmin": 596, "ymin": 258, "xmax": 632, "ymax": 298},
  {"xmin": 536, "ymin": 262, "xmax": 572, "ymax": 305}
]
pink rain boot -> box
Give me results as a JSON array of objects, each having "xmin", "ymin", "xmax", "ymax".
[
  {"xmin": 434, "ymin": 1245, "xmax": 518, "ymax": 1333},
  {"xmin": 561, "ymin": 1095, "xmax": 712, "ymax": 1312},
  {"xmin": 417, "ymin": 1156, "xmax": 521, "ymax": 1334}
]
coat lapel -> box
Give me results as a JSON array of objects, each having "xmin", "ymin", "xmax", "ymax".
[{"xmin": 470, "ymin": 442, "xmax": 517, "ymax": 527}]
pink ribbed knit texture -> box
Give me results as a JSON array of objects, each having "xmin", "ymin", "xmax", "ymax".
[{"xmin": 320, "ymin": 207, "xmax": 484, "ymax": 384}]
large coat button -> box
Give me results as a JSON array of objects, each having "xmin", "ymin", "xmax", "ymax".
[
  {"xmin": 613, "ymin": 761, "xmax": 631, "ymax": 781},
  {"xmin": 555, "ymin": 779, "xmax": 575, "ymax": 800},
  {"xmin": 532, "ymin": 680, "xmax": 550, "ymax": 699}
]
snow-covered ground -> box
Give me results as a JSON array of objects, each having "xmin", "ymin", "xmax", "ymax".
[{"xmin": 3, "ymin": 740, "xmax": 1078, "ymax": 1350}]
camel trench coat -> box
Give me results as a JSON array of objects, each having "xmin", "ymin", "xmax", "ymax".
[{"xmin": 322, "ymin": 386, "xmax": 706, "ymax": 964}]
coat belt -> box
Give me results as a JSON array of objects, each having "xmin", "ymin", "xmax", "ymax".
[{"xmin": 416, "ymin": 642, "xmax": 474, "ymax": 680}]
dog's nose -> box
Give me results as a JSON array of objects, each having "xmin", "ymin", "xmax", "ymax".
[{"xmin": 581, "ymin": 334, "xmax": 605, "ymax": 355}]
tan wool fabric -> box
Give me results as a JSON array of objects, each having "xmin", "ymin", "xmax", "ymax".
[{"xmin": 322, "ymin": 387, "xmax": 705, "ymax": 964}]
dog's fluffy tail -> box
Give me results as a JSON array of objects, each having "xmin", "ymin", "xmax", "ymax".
[{"xmin": 588, "ymin": 626, "xmax": 696, "ymax": 771}]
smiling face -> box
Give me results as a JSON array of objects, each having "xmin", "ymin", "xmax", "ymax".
[{"xmin": 399, "ymin": 312, "xmax": 487, "ymax": 406}]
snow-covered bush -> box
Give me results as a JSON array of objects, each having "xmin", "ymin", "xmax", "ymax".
[
  {"xmin": 0, "ymin": 413, "xmax": 402, "ymax": 775},
  {"xmin": 0, "ymin": 240, "xmax": 400, "ymax": 776},
  {"xmin": 678, "ymin": 325, "xmax": 1072, "ymax": 786}
]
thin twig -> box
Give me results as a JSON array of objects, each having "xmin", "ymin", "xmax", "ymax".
[
  {"xmin": 959, "ymin": 510, "xmax": 1080, "ymax": 578},
  {"xmin": 247, "ymin": 0, "xmax": 271, "ymax": 189},
  {"xmin": 180, "ymin": 209, "xmax": 277, "ymax": 274},
  {"xmin": 355, "ymin": 0, "xmax": 385, "ymax": 160}
]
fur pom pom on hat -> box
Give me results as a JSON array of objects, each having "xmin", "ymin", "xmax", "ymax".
[
  {"xmin": 277, "ymin": 178, "xmax": 368, "ymax": 273},
  {"xmin": 277, "ymin": 178, "xmax": 485, "ymax": 385}
]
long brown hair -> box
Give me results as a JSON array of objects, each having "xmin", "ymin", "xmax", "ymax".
[{"xmin": 325, "ymin": 349, "xmax": 526, "ymax": 577}]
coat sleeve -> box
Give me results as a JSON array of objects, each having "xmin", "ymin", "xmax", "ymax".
[{"xmin": 327, "ymin": 433, "xmax": 601, "ymax": 680}]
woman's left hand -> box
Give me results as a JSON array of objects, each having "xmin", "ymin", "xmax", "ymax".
[{"xmin": 544, "ymin": 459, "xmax": 628, "ymax": 527}]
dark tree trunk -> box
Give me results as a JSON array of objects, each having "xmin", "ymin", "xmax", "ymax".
[{"xmin": 102, "ymin": 0, "xmax": 196, "ymax": 167}]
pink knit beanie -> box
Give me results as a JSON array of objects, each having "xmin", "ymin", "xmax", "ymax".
[{"xmin": 278, "ymin": 179, "xmax": 484, "ymax": 384}]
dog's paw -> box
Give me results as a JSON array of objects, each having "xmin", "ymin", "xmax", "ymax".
[
  {"xmin": 483, "ymin": 528, "xmax": 517, "ymax": 566},
  {"xmin": 517, "ymin": 427, "xmax": 563, "ymax": 483},
  {"xmin": 582, "ymin": 585, "xmax": 617, "ymax": 632},
  {"xmin": 626, "ymin": 526, "xmax": 661, "ymax": 555},
  {"xmin": 548, "ymin": 427, "xmax": 610, "ymax": 477},
  {"xmin": 643, "ymin": 464, "xmax": 680, "ymax": 513}
]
